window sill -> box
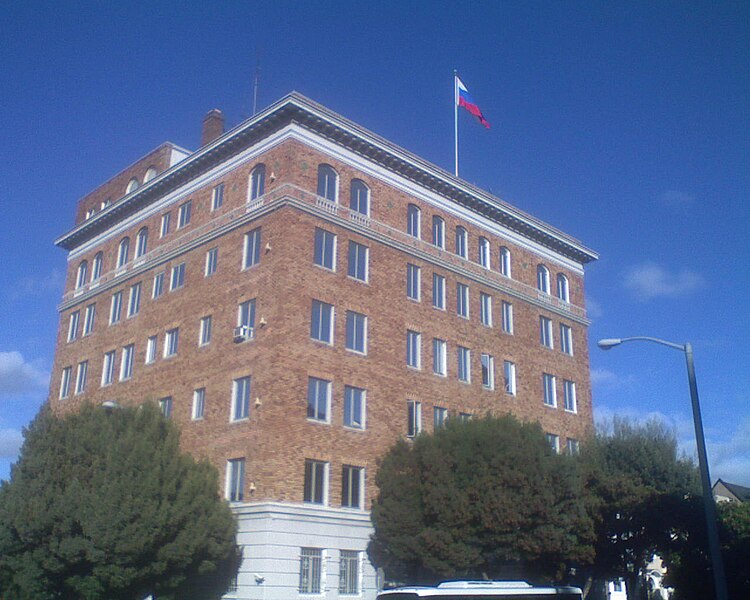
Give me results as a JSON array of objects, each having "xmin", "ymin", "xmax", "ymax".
[
  {"xmin": 343, "ymin": 424, "xmax": 365, "ymax": 432},
  {"xmin": 307, "ymin": 418, "xmax": 331, "ymax": 426}
]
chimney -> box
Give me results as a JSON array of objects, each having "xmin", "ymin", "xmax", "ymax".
[{"xmin": 201, "ymin": 109, "xmax": 225, "ymax": 146}]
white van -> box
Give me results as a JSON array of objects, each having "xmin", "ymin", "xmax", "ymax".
[{"xmin": 377, "ymin": 580, "xmax": 583, "ymax": 600}]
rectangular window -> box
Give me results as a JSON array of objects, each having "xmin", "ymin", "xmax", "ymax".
[
  {"xmin": 237, "ymin": 299, "xmax": 256, "ymax": 332},
  {"xmin": 347, "ymin": 241, "xmax": 368, "ymax": 282},
  {"xmin": 243, "ymin": 227, "xmax": 262, "ymax": 269},
  {"xmin": 341, "ymin": 466, "xmax": 363, "ymax": 509},
  {"xmin": 205, "ymin": 247, "xmax": 218, "ymax": 276},
  {"xmin": 145, "ymin": 336, "xmax": 157, "ymax": 364},
  {"xmin": 407, "ymin": 400, "xmax": 422, "ymax": 437},
  {"xmin": 152, "ymin": 271, "xmax": 165, "ymax": 299},
  {"xmin": 344, "ymin": 386, "xmax": 365, "ymax": 429},
  {"xmin": 540, "ymin": 316, "xmax": 554, "ymax": 348},
  {"xmin": 314, "ymin": 228, "xmax": 337, "ymax": 271},
  {"xmin": 170, "ymin": 263, "xmax": 185, "ymax": 291},
  {"xmin": 345, "ymin": 311, "xmax": 367, "ymax": 354},
  {"xmin": 432, "ymin": 273, "xmax": 446, "ymax": 309},
  {"xmin": 177, "ymin": 200, "xmax": 192, "ymax": 228},
  {"xmin": 310, "ymin": 300, "xmax": 334, "ymax": 344},
  {"xmin": 339, "ymin": 550, "xmax": 360, "ymax": 595},
  {"xmin": 199, "ymin": 315, "xmax": 212, "ymax": 346},
  {"xmin": 192, "ymin": 388, "xmax": 206, "ymax": 420},
  {"xmin": 164, "ymin": 328, "xmax": 179, "ymax": 357},
  {"xmin": 304, "ymin": 459, "xmax": 327, "ymax": 504},
  {"xmin": 564, "ymin": 380, "xmax": 577, "ymax": 413},
  {"xmin": 109, "ymin": 291, "xmax": 122, "ymax": 324},
  {"xmin": 232, "ymin": 376, "xmax": 251, "ymax": 421},
  {"xmin": 543, "ymin": 373, "xmax": 557, "ymax": 407},
  {"xmin": 566, "ymin": 438, "xmax": 580, "ymax": 456},
  {"xmin": 159, "ymin": 396, "xmax": 172, "ymax": 418},
  {"xmin": 406, "ymin": 330, "xmax": 421, "ymax": 369},
  {"xmin": 480, "ymin": 293, "xmax": 492, "ymax": 327},
  {"xmin": 211, "ymin": 183, "xmax": 225, "ymax": 210},
  {"xmin": 101, "ymin": 350, "xmax": 116, "ymax": 386},
  {"xmin": 299, "ymin": 548, "xmax": 323, "ymax": 594},
  {"xmin": 120, "ymin": 344, "xmax": 134, "ymax": 381},
  {"xmin": 481, "ymin": 353, "xmax": 495, "ymax": 389},
  {"xmin": 59, "ymin": 366, "xmax": 72, "ymax": 399},
  {"xmin": 83, "ymin": 304, "xmax": 96, "ymax": 336},
  {"xmin": 456, "ymin": 283, "xmax": 469, "ymax": 318},
  {"xmin": 127, "ymin": 282, "xmax": 141, "ymax": 317},
  {"xmin": 503, "ymin": 360, "xmax": 517, "ymax": 395},
  {"xmin": 546, "ymin": 433, "xmax": 560, "ymax": 454},
  {"xmin": 457, "ymin": 346, "xmax": 471, "ymax": 383},
  {"xmin": 432, "ymin": 338, "xmax": 447, "ymax": 376},
  {"xmin": 67, "ymin": 311, "xmax": 80, "ymax": 342},
  {"xmin": 307, "ymin": 377, "xmax": 331, "ymax": 422},
  {"xmin": 406, "ymin": 264, "xmax": 421, "ymax": 301},
  {"xmin": 560, "ymin": 324, "xmax": 573, "ymax": 355},
  {"xmin": 75, "ymin": 360, "xmax": 88, "ymax": 395},
  {"xmin": 459, "ymin": 412, "xmax": 472, "ymax": 422},
  {"xmin": 434, "ymin": 406, "xmax": 448, "ymax": 429},
  {"xmin": 159, "ymin": 213, "xmax": 170, "ymax": 238},
  {"xmin": 226, "ymin": 458, "xmax": 245, "ymax": 501},
  {"xmin": 502, "ymin": 301, "xmax": 514, "ymax": 334}
]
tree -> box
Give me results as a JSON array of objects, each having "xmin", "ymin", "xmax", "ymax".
[
  {"xmin": 0, "ymin": 403, "xmax": 241, "ymax": 600},
  {"xmin": 368, "ymin": 415, "xmax": 594, "ymax": 585}
]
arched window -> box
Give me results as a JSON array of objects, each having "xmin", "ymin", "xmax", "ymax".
[
  {"xmin": 455, "ymin": 226, "xmax": 468, "ymax": 258},
  {"xmin": 407, "ymin": 204, "xmax": 421, "ymax": 238},
  {"xmin": 144, "ymin": 167, "xmax": 157, "ymax": 182},
  {"xmin": 500, "ymin": 246, "xmax": 511, "ymax": 277},
  {"xmin": 350, "ymin": 179, "xmax": 369, "ymax": 216},
  {"xmin": 101, "ymin": 198, "xmax": 111, "ymax": 210},
  {"xmin": 557, "ymin": 273, "xmax": 570, "ymax": 303},
  {"xmin": 478, "ymin": 237, "xmax": 490, "ymax": 268},
  {"xmin": 91, "ymin": 252, "xmax": 103, "ymax": 281},
  {"xmin": 537, "ymin": 264, "xmax": 550, "ymax": 294},
  {"xmin": 117, "ymin": 237, "xmax": 130, "ymax": 268},
  {"xmin": 126, "ymin": 178, "xmax": 139, "ymax": 194},
  {"xmin": 316, "ymin": 164, "xmax": 338, "ymax": 202},
  {"xmin": 75, "ymin": 261, "xmax": 88, "ymax": 289},
  {"xmin": 250, "ymin": 164, "xmax": 266, "ymax": 200},
  {"xmin": 135, "ymin": 227, "xmax": 149, "ymax": 258},
  {"xmin": 432, "ymin": 216, "xmax": 445, "ymax": 249}
]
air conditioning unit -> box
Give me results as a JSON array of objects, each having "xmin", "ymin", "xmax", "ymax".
[{"xmin": 233, "ymin": 325, "xmax": 253, "ymax": 343}]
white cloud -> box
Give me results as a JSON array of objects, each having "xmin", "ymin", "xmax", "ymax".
[
  {"xmin": 4, "ymin": 269, "xmax": 65, "ymax": 302},
  {"xmin": 0, "ymin": 428, "xmax": 23, "ymax": 459},
  {"xmin": 708, "ymin": 416, "xmax": 750, "ymax": 486},
  {"xmin": 660, "ymin": 190, "xmax": 695, "ymax": 208},
  {"xmin": 624, "ymin": 262, "xmax": 705, "ymax": 301},
  {"xmin": 0, "ymin": 351, "xmax": 49, "ymax": 397},
  {"xmin": 590, "ymin": 368, "xmax": 618, "ymax": 386},
  {"xmin": 585, "ymin": 297, "xmax": 603, "ymax": 320}
]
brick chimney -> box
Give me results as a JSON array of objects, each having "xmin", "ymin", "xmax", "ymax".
[{"xmin": 201, "ymin": 109, "xmax": 225, "ymax": 146}]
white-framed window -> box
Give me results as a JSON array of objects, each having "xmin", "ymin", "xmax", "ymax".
[
  {"xmin": 406, "ymin": 330, "xmax": 421, "ymax": 369},
  {"xmin": 75, "ymin": 261, "xmax": 88, "ymax": 289},
  {"xmin": 243, "ymin": 227, "xmax": 261, "ymax": 269},
  {"xmin": 563, "ymin": 380, "xmax": 577, "ymax": 413},
  {"xmin": 458, "ymin": 412, "xmax": 472, "ymax": 422},
  {"xmin": 120, "ymin": 344, "xmax": 134, "ymax": 381},
  {"xmin": 164, "ymin": 328, "xmax": 179, "ymax": 357},
  {"xmin": 457, "ymin": 346, "xmax": 471, "ymax": 383},
  {"xmin": 540, "ymin": 316, "xmax": 554, "ymax": 348},
  {"xmin": 135, "ymin": 227, "xmax": 148, "ymax": 258},
  {"xmin": 100, "ymin": 198, "xmax": 111, "ymax": 210},
  {"xmin": 317, "ymin": 164, "xmax": 338, "ymax": 202},
  {"xmin": 502, "ymin": 301, "xmax": 514, "ymax": 334},
  {"xmin": 170, "ymin": 263, "xmax": 185, "ymax": 290},
  {"xmin": 432, "ymin": 273, "xmax": 445, "ymax": 309},
  {"xmin": 177, "ymin": 200, "xmax": 192, "ymax": 228},
  {"xmin": 407, "ymin": 204, "xmax": 421, "ymax": 238},
  {"xmin": 478, "ymin": 237, "xmax": 490, "ymax": 268},
  {"xmin": 344, "ymin": 386, "xmax": 365, "ymax": 429},
  {"xmin": 91, "ymin": 252, "xmax": 103, "ymax": 282},
  {"xmin": 192, "ymin": 388, "xmax": 206, "ymax": 420},
  {"xmin": 238, "ymin": 299, "xmax": 256, "ymax": 330},
  {"xmin": 347, "ymin": 241, "xmax": 368, "ymax": 282},
  {"xmin": 299, "ymin": 547, "xmax": 323, "ymax": 594},
  {"xmin": 499, "ymin": 246, "xmax": 512, "ymax": 277},
  {"xmin": 455, "ymin": 226, "xmax": 468, "ymax": 258},
  {"xmin": 310, "ymin": 300, "xmax": 334, "ymax": 344},
  {"xmin": 350, "ymin": 179, "xmax": 369, "ymax": 216},
  {"xmin": 67, "ymin": 311, "xmax": 80, "ymax": 342},
  {"xmin": 126, "ymin": 177, "xmax": 139, "ymax": 193},
  {"xmin": 341, "ymin": 467, "xmax": 364, "ymax": 510},
  {"xmin": 232, "ymin": 376, "xmax": 251, "ymax": 421},
  {"xmin": 199, "ymin": 315, "xmax": 212, "ymax": 346},
  {"xmin": 543, "ymin": 373, "xmax": 557, "ymax": 407},
  {"xmin": 127, "ymin": 282, "xmax": 141, "ymax": 317},
  {"xmin": 75, "ymin": 360, "xmax": 88, "ymax": 395},
  {"xmin": 83, "ymin": 304, "xmax": 95, "ymax": 335},
  {"xmin": 407, "ymin": 400, "xmax": 422, "ymax": 437},
  {"xmin": 59, "ymin": 366, "xmax": 72, "ymax": 399},
  {"xmin": 432, "ymin": 338, "xmax": 447, "ymax": 376},
  {"xmin": 480, "ymin": 293, "xmax": 492, "ymax": 327},
  {"xmin": 211, "ymin": 182, "xmax": 225, "ymax": 210},
  {"xmin": 250, "ymin": 164, "xmax": 266, "ymax": 200},
  {"xmin": 152, "ymin": 272, "xmax": 165, "ymax": 299},
  {"xmin": 503, "ymin": 360, "xmax": 517, "ymax": 395},
  {"xmin": 314, "ymin": 228, "xmax": 337, "ymax": 271},
  {"xmin": 144, "ymin": 166, "xmax": 157, "ymax": 182},
  {"xmin": 307, "ymin": 377, "xmax": 331, "ymax": 423},
  {"xmin": 557, "ymin": 273, "xmax": 570, "ymax": 302},
  {"xmin": 339, "ymin": 549, "xmax": 361, "ymax": 595},
  {"xmin": 560, "ymin": 324, "xmax": 573, "ymax": 355},
  {"xmin": 434, "ymin": 406, "xmax": 448, "ymax": 429},
  {"xmin": 117, "ymin": 237, "xmax": 130, "ymax": 268},
  {"xmin": 145, "ymin": 335, "xmax": 157, "ymax": 364},
  {"xmin": 303, "ymin": 459, "xmax": 328, "ymax": 504},
  {"xmin": 109, "ymin": 291, "xmax": 123, "ymax": 324},
  {"xmin": 205, "ymin": 247, "xmax": 218, "ymax": 276},
  {"xmin": 566, "ymin": 438, "xmax": 580, "ymax": 456},
  {"xmin": 159, "ymin": 213, "xmax": 171, "ymax": 238},
  {"xmin": 226, "ymin": 458, "xmax": 245, "ymax": 501},
  {"xmin": 406, "ymin": 264, "xmax": 421, "ymax": 301},
  {"xmin": 101, "ymin": 350, "xmax": 116, "ymax": 386},
  {"xmin": 345, "ymin": 311, "xmax": 367, "ymax": 354},
  {"xmin": 481, "ymin": 353, "xmax": 495, "ymax": 389},
  {"xmin": 456, "ymin": 283, "xmax": 469, "ymax": 318},
  {"xmin": 432, "ymin": 216, "xmax": 445, "ymax": 249},
  {"xmin": 537, "ymin": 264, "xmax": 550, "ymax": 294},
  {"xmin": 546, "ymin": 433, "xmax": 560, "ymax": 454}
]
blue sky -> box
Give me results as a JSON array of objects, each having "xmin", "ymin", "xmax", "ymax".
[{"xmin": 2, "ymin": 1, "xmax": 748, "ymax": 484}]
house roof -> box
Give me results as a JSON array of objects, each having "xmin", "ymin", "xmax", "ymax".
[{"xmin": 714, "ymin": 479, "xmax": 750, "ymax": 502}]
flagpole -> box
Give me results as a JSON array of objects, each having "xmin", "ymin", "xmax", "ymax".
[{"xmin": 453, "ymin": 70, "xmax": 459, "ymax": 177}]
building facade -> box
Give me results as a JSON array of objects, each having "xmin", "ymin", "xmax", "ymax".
[{"xmin": 49, "ymin": 93, "xmax": 598, "ymax": 599}]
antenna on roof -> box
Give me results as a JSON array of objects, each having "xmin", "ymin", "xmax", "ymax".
[{"xmin": 252, "ymin": 50, "xmax": 262, "ymax": 115}]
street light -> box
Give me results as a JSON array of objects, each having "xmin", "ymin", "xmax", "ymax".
[{"xmin": 597, "ymin": 336, "xmax": 728, "ymax": 600}]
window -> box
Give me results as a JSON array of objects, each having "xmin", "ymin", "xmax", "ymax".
[
  {"xmin": 546, "ymin": 433, "xmax": 560, "ymax": 454},
  {"xmin": 75, "ymin": 360, "xmax": 88, "ymax": 394},
  {"xmin": 341, "ymin": 466, "xmax": 364, "ymax": 509},
  {"xmin": 199, "ymin": 315, "xmax": 212, "ymax": 346},
  {"xmin": 83, "ymin": 304, "xmax": 96, "ymax": 335},
  {"xmin": 560, "ymin": 324, "xmax": 573, "ymax": 355},
  {"xmin": 500, "ymin": 246, "xmax": 511, "ymax": 277},
  {"xmin": 481, "ymin": 353, "xmax": 495, "ymax": 389},
  {"xmin": 459, "ymin": 412, "xmax": 472, "ymax": 422},
  {"xmin": 170, "ymin": 263, "xmax": 185, "ymax": 290},
  {"xmin": 299, "ymin": 548, "xmax": 323, "ymax": 594},
  {"xmin": 432, "ymin": 273, "xmax": 445, "ymax": 309},
  {"xmin": 226, "ymin": 458, "xmax": 245, "ymax": 501},
  {"xmin": 557, "ymin": 273, "xmax": 570, "ymax": 302},
  {"xmin": 432, "ymin": 216, "xmax": 445, "ymax": 248},
  {"xmin": 314, "ymin": 228, "xmax": 337, "ymax": 271},
  {"xmin": 310, "ymin": 300, "xmax": 334, "ymax": 344},
  {"xmin": 502, "ymin": 301, "xmax": 514, "ymax": 334},
  {"xmin": 566, "ymin": 438, "xmax": 580, "ymax": 456},
  {"xmin": 91, "ymin": 253, "xmax": 103, "ymax": 282},
  {"xmin": 345, "ymin": 311, "xmax": 367, "ymax": 354},
  {"xmin": 193, "ymin": 388, "xmax": 206, "ymax": 420},
  {"xmin": 135, "ymin": 227, "xmax": 148, "ymax": 258},
  {"xmin": 232, "ymin": 376, "xmax": 251, "ymax": 421},
  {"xmin": 144, "ymin": 166, "xmax": 157, "ymax": 182},
  {"xmin": 455, "ymin": 226, "xmax": 468, "ymax": 258},
  {"xmin": 304, "ymin": 459, "xmax": 327, "ymax": 504},
  {"xmin": 164, "ymin": 328, "xmax": 179, "ymax": 357},
  {"xmin": 205, "ymin": 247, "xmax": 218, "ymax": 276},
  {"xmin": 434, "ymin": 406, "xmax": 448, "ymax": 429},
  {"xmin": 406, "ymin": 264, "xmax": 421, "ymax": 301},
  {"xmin": 117, "ymin": 237, "xmax": 130, "ymax": 268},
  {"xmin": 432, "ymin": 338, "xmax": 447, "ymax": 376},
  {"xmin": 126, "ymin": 177, "xmax": 139, "ymax": 193},
  {"xmin": 317, "ymin": 164, "xmax": 338, "ymax": 202},
  {"xmin": 59, "ymin": 366, "xmax": 72, "ymax": 399},
  {"xmin": 75, "ymin": 261, "xmax": 88, "ymax": 289},
  {"xmin": 478, "ymin": 237, "xmax": 490, "ymax": 268},
  {"xmin": 480, "ymin": 293, "xmax": 492, "ymax": 327},
  {"xmin": 238, "ymin": 299, "xmax": 256, "ymax": 330},
  {"xmin": 101, "ymin": 350, "xmax": 116, "ymax": 386},
  {"xmin": 109, "ymin": 291, "xmax": 123, "ymax": 324},
  {"xmin": 177, "ymin": 200, "xmax": 192, "ymax": 228},
  {"xmin": 407, "ymin": 204, "xmax": 421, "ymax": 238},
  {"xmin": 344, "ymin": 386, "xmax": 365, "ymax": 429},
  {"xmin": 456, "ymin": 283, "xmax": 469, "ymax": 318},
  {"xmin": 407, "ymin": 400, "xmax": 422, "ymax": 437},
  {"xmin": 120, "ymin": 344, "xmax": 134, "ymax": 381},
  {"xmin": 250, "ymin": 164, "xmax": 266, "ymax": 200},
  {"xmin": 543, "ymin": 373, "xmax": 557, "ymax": 407},
  {"xmin": 152, "ymin": 272, "xmax": 165, "ymax": 299},
  {"xmin": 145, "ymin": 336, "xmax": 157, "ymax": 364},
  {"xmin": 127, "ymin": 282, "xmax": 141, "ymax": 317},
  {"xmin": 160, "ymin": 213, "xmax": 170, "ymax": 238},
  {"xmin": 243, "ymin": 227, "xmax": 261, "ymax": 269},
  {"xmin": 503, "ymin": 360, "xmax": 517, "ymax": 395},
  {"xmin": 406, "ymin": 330, "xmax": 421, "ymax": 369},
  {"xmin": 540, "ymin": 316, "xmax": 554, "ymax": 348},
  {"xmin": 347, "ymin": 241, "xmax": 368, "ymax": 282},
  {"xmin": 67, "ymin": 311, "xmax": 80, "ymax": 342},
  {"xmin": 350, "ymin": 179, "xmax": 369, "ymax": 216},
  {"xmin": 457, "ymin": 346, "xmax": 471, "ymax": 383},
  {"xmin": 307, "ymin": 377, "xmax": 331, "ymax": 423},
  {"xmin": 211, "ymin": 183, "xmax": 225, "ymax": 210},
  {"xmin": 339, "ymin": 550, "xmax": 360, "ymax": 595},
  {"xmin": 563, "ymin": 380, "xmax": 577, "ymax": 413},
  {"xmin": 537, "ymin": 264, "xmax": 550, "ymax": 294}
]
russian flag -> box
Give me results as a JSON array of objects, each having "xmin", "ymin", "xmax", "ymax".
[{"xmin": 456, "ymin": 76, "xmax": 490, "ymax": 129}]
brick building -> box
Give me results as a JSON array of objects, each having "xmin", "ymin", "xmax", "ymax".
[{"xmin": 49, "ymin": 92, "xmax": 598, "ymax": 600}]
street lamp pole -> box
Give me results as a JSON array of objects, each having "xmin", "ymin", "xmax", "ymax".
[{"xmin": 597, "ymin": 337, "xmax": 728, "ymax": 600}]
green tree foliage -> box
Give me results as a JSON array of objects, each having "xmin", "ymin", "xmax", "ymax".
[
  {"xmin": 0, "ymin": 403, "xmax": 241, "ymax": 600},
  {"xmin": 368, "ymin": 415, "xmax": 594, "ymax": 584}
]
